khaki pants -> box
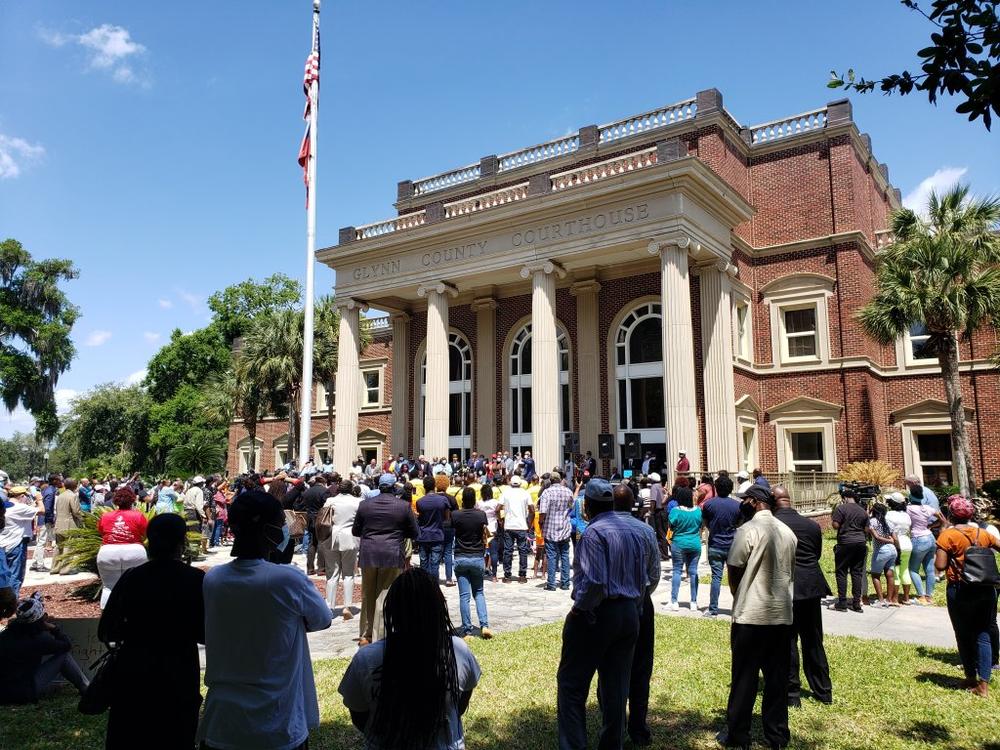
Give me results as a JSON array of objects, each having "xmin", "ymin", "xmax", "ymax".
[
  {"xmin": 51, "ymin": 532, "xmax": 72, "ymax": 574},
  {"xmin": 359, "ymin": 566, "xmax": 400, "ymax": 641}
]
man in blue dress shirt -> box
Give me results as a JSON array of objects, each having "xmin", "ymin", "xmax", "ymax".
[{"xmin": 556, "ymin": 478, "xmax": 660, "ymax": 750}]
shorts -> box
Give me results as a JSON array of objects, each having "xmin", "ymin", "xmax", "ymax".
[{"xmin": 870, "ymin": 544, "xmax": 896, "ymax": 574}]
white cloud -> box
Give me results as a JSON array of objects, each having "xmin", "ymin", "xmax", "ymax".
[
  {"xmin": 157, "ymin": 298, "xmax": 172, "ymax": 309},
  {"xmin": 85, "ymin": 329, "xmax": 112, "ymax": 347},
  {"xmin": 0, "ymin": 406, "xmax": 35, "ymax": 438},
  {"xmin": 143, "ymin": 331, "xmax": 161, "ymax": 343},
  {"xmin": 176, "ymin": 288, "xmax": 203, "ymax": 312},
  {"xmin": 54, "ymin": 388, "xmax": 78, "ymax": 414},
  {"xmin": 40, "ymin": 24, "xmax": 149, "ymax": 86},
  {"xmin": 125, "ymin": 369, "xmax": 147, "ymax": 386},
  {"xmin": 0, "ymin": 133, "xmax": 45, "ymax": 179},
  {"xmin": 903, "ymin": 166, "xmax": 968, "ymax": 214}
]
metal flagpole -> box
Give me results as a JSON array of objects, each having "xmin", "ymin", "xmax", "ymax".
[{"xmin": 298, "ymin": 0, "xmax": 320, "ymax": 467}]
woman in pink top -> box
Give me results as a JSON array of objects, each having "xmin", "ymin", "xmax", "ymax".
[
  {"xmin": 905, "ymin": 486, "xmax": 945, "ymax": 604},
  {"xmin": 96, "ymin": 487, "xmax": 149, "ymax": 608}
]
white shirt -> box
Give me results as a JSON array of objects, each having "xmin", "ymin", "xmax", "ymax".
[
  {"xmin": 736, "ymin": 479, "xmax": 752, "ymax": 494},
  {"xmin": 198, "ymin": 559, "xmax": 332, "ymax": 750},
  {"xmin": 885, "ymin": 509, "xmax": 913, "ymax": 551},
  {"xmin": 1, "ymin": 502, "xmax": 38, "ymax": 551},
  {"xmin": 339, "ymin": 636, "xmax": 481, "ymax": 750},
  {"xmin": 477, "ymin": 499, "xmax": 500, "ymax": 534},
  {"xmin": 322, "ymin": 493, "xmax": 362, "ymax": 551},
  {"xmin": 499, "ymin": 487, "xmax": 532, "ymax": 531}
]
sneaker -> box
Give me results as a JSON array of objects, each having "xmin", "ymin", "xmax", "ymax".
[
  {"xmin": 703, "ymin": 610, "xmax": 718, "ymax": 618},
  {"xmin": 444, "ymin": 580, "xmax": 457, "ymax": 587},
  {"xmin": 669, "ymin": 601, "xmax": 680, "ymax": 612},
  {"xmin": 502, "ymin": 576, "xmax": 513, "ymax": 584},
  {"xmin": 544, "ymin": 585, "xmax": 557, "ymax": 591},
  {"xmin": 850, "ymin": 604, "xmax": 864, "ymax": 613},
  {"xmin": 518, "ymin": 576, "xmax": 528, "ymax": 584},
  {"xmin": 342, "ymin": 610, "xmax": 354, "ymax": 621},
  {"xmin": 481, "ymin": 627, "xmax": 494, "ymax": 640},
  {"xmin": 560, "ymin": 584, "xmax": 571, "ymax": 591},
  {"xmin": 828, "ymin": 603, "xmax": 848, "ymax": 612}
]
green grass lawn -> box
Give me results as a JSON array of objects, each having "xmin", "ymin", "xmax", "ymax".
[
  {"xmin": 3, "ymin": 615, "xmax": 995, "ymax": 750},
  {"xmin": 702, "ymin": 531, "xmax": 948, "ymax": 607}
]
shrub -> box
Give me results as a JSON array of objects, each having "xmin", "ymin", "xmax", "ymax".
[{"xmin": 836, "ymin": 460, "xmax": 900, "ymax": 488}]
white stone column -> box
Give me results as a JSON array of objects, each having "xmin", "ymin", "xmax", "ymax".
[
  {"xmin": 698, "ymin": 261, "xmax": 739, "ymax": 473},
  {"xmin": 418, "ymin": 282, "xmax": 457, "ymax": 459},
  {"xmin": 649, "ymin": 238, "xmax": 700, "ymax": 480},
  {"xmin": 570, "ymin": 278, "xmax": 601, "ymax": 456},
  {"xmin": 389, "ymin": 312, "xmax": 410, "ymax": 459},
  {"xmin": 472, "ymin": 297, "xmax": 498, "ymax": 452},
  {"xmin": 521, "ymin": 260, "xmax": 565, "ymax": 474},
  {"xmin": 333, "ymin": 298, "xmax": 366, "ymax": 472}
]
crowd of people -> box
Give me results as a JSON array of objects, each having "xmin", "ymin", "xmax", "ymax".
[{"xmin": 0, "ymin": 450, "xmax": 997, "ymax": 749}]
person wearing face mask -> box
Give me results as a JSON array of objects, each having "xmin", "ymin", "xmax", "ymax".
[{"xmin": 198, "ymin": 491, "xmax": 332, "ymax": 750}]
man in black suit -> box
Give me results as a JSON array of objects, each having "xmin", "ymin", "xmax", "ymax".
[
  {"xmin": 584, "ymin": 451, "xmax": 598, "ymax": 476},
  {"xmin": 773, "ymin": 485, "xmax": 833, "ymax": 706}
]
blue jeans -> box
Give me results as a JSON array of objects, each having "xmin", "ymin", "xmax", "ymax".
[
  {"xmin": 946, "ymin": 582, "xmax": 995, "ymax": 682},
  {"xmin": 707, "ymin": 546, "xmax": 729, "ymax": 615},
  {"xmin": 5, "ymin": 540, "xmax": 27, "ymax": 599},
  {"xmin": 487, "ymin": 535, "xmax": 502, "ymax": 577},
  {"xmin": 210, "ymin": 519, "xmax": 224, "ymax": 547},
  {"xmin": 418, "ymin": 542, "xmax": 444, "ymax": 579},
  {"xmin": 670, "ymin": 544, "xmax": 699, "ymax": 605},
  {"xmin": 454, "ymin": 555, "xmax": 489, "ymax": 633},
  {"xmin": 503, "ymin": 529, "xmax": 531, "ymax": 578},
  {"xmin": 296, "ymin": 529, "xmax": 310, "ymax": 555},
  {"xmin": 545, "ymin": 538, "xmax": 571, "ymax": 589},
  {"xmin": 443, "ymin": 529, "xmax": 456, "ymax": 582},
  {"xmin": 910, "ymin": 535, "xmax": 937, "ymax": 597}
]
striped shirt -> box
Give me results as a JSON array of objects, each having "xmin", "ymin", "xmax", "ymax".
[
  {"xmin": 572, "ymin": 510, "xmax": 660, "ymax": 612},
  {"xmin": 538, "ymin": 484, "xmax": 574, "ymax": 542}
]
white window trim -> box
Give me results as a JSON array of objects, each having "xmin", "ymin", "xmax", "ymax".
[
  {"xmin": 737, "ymin": 416, "xmax": 758, "ymax": 474},
  {"xmin": 237, "ymin": 437, "xmax": 263, "ymax": 474},
  {"xmin": 773, "ymin": 418, "xmax": 837, "ymax": 473},
  {"xmin": 901, "ymin": 421, "xmax": 955, "ymax": 482},
  {"xmin": 613, "ymin": 302, "xmax": 666, "ymax": 446},
  {"xmin": 894, "ymin": 328, "xmax": 938, "ymax": 371},
  {"xmin": 415, "ymin": 331, "xmax": 473, "ymax": 456},
  {"xmin": 506, "ymin": 321, "xmax": 572, "ymax": 453},
  {"xmin": 361, "ymin": 365, "xmax": 385, "ymax": 409},
  {"xmin": 777, "ymin": 302, "xmax": 821, "ymax": 365},
  {"xmin": 311, "ymin": 432, "xmax": 333, "ymax": 464},
  {"xmin": 732, "ymin": 291, "xmax": 753, "ymax": 365},
  {"xmin": 762, "ymin": 275, "xmax": 833, "ymax": 368},
  {"xmin": 273, "ymin": 434, "xmax": 289, "ymax": 469}
]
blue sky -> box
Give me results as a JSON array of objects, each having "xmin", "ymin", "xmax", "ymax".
[{"xmin": 1, "ymin": 0, "xmax": 997, "ymax": 438}]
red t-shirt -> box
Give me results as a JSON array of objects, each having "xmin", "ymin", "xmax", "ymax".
[{"xmin": 98, "ymin": 509, "xmax": 148, "ymax": 545}]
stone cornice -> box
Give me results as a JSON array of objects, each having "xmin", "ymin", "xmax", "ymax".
[{"xmin": 733, "ymin": 230, "xmax": 876, "ymax": 262}]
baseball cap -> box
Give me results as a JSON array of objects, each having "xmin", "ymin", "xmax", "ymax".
[
  {"xmin": 738, "ymin": 485, "xmax": 773, "ymax": 504},
  {"xmin": 584, "ymin": 478, "xmax": 613, "ymax": 502},
  {"xmin": 509, "ymin": 475, "xmax": 523, "ymax": 487},
  {"xmin": 8, "ymin": 486, "xmax": 28, "ymax": 496},
  {"xmin": 647, "ymin": 472, "xmax": 661, "ymax": 483},
  {"xmin": 736, "ymin": 470, "xmax": 750, "ymax": 480},
  {"xmin": 378, "ymin": 472, "xmax": 396, "ymax": 486}
]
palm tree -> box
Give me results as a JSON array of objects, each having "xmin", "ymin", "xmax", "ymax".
[
  {"xmin": 202, "ymin": 366, "xmax": 272, "ymax": 472},
  {"xmin": 167, "ymin": 432, "xmax": 225, "ymax": 475},
  {"xmin": 858, "ymin": 185, "xmax": 1000, "ymax": 496},
  {"xmin": 240, "ymin": 308, "xmax": 304, "ymax": 461}
]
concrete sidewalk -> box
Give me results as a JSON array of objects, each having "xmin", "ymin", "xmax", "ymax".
[{"xmin": 24, "ymin": 545, "xmax": 957, "ymax": 661}]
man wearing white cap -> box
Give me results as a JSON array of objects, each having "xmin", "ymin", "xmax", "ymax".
[
  {"xmin": 676, "ymin": 450, "xmax": 690, "ymax": 475},
  {"xmin": 735, "ymin": 470, "xmax": 752, "ymax": 495}
]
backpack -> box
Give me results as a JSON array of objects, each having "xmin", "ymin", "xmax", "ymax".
[
  {"xmin": 315, "ymin": 504, "xmax": 336, "ymax": 544},
  {"xmin": 961, "ymin": 529, "xmax": 1000, "ymax": 587}
]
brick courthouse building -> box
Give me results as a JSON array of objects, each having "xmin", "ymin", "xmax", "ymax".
[{"xmin": 228, "ymin": 89, "xmax": 1000, "ymax": 491}]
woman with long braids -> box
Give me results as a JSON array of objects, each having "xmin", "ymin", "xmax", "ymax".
[{"xmin": 338, "ymin": 567, "xmax": 482, "ymax": 749}]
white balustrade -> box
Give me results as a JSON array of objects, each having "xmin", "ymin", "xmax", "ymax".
[
  {"xmin": 550, "ymin": 147, "xmax": 658, "ymax": 192},
  {"xmin": 875, "ymin": 230, "xmax": 895, "ymax": 250},
  {"xmin": 750, "ymin": 108, "xmax": 828, "ymax": 144},
  {"xmin": 598, "ymin": 98, "xmax": 697, "ymax": 144},
  {"xmin": 413, "ymin": 163, "xmax": 481, "ymax": 196},
  {"xmin": 362, "ymin": 316, "xmax": 391, "ymax": 332},
  {"xmin": 444, "ymin": 182, "xmax": 529, "ymax": 218},
  {"xmin": 354, "ymin": 210, "xmax": 426, "ymax": 240},
  {"xmin": 498, "ymin": 135, "xmax": 580, "ymax": 173}
]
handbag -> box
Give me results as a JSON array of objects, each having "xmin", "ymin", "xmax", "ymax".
[
  {"xmin": 77, "ymin": 644, "xmax": 120, "ymax": 715},
  {"xmin": 285, "ymin": 509, "xmax": 308, "ymax": 537},
  {"xmin": 961, "ymin": 529, "xmax": 1000, "ymax": 587}
]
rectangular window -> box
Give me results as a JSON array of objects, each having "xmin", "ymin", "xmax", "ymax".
[
  {"xmin": 363, "ymin": 370, "xmax": 380, "ymax": 406},
  {"xmin": 916, "ymin": 433, "xmax": 953, "ymax": 486},
  {"xmin": 561, "ymin": 383, "xmax": 570, "ymax": 432},
  {"xmin": 736, "ymin": 301, "xmax": 750, "ymax": 360},
  {"xmin": 511, "ymin": 389, "xmax": 519, "ymax": 433},
  {"xmin": 521, "ymin": 388, "xmax": 532, "ymax": 433},
  {"xmin": 617, "ymin": 381, "xmax": 627, "ymax": 430},
  {"xmin": 789, "ymin": 431, "xmax": 823, "ymax": 472},
  {"xmin": 783, "ymin": 307, "xmax": 817, "ymax": 359},
  {"xmin": 449, "ymin": 394, "xmax": 462, "ymax": 436},
  {"xmin": 319, "ymin": 381, "xmax": 335, "ymax": 410},
  {"xmin": 630, "ymin": 377, "xmax": 665, "ymax": 429},
  {"xmin": 741, "ymin": 426, "xmax": 755, "ymax": 473},
  {"xmin": 908, "ymin": 323, "xmax": 933, "ymax": 361}
]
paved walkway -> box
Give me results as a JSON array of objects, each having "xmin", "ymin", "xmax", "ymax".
[{"xmin": 25, "ymin": 545, "xmax": 956, "ymax": 661}]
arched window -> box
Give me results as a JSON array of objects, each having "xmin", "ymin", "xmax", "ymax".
[
  {"xmin": 614, "ymin": 302, "xmax": 665, "ymax": 465},
  {"xmin": 419, "ymin": 332, "xmax": 473, "ymax": 459},
  {"xmin": 508, "ymin": 323, "xmax": 571, "ymax": 455}
]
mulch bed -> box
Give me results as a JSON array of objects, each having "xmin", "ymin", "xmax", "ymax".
[{"xmin": 7, "ymin": 572, "xmax": 361, "ymax": 623}]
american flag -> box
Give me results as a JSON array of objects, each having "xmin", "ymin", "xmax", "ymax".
[{"xmin": 298, "ymin": 29, "xmax": 320, "ymax": 208}]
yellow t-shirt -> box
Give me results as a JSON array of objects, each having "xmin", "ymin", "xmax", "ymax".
[{"xmin": 410, "ymin": 482, "xmax": 426, "ymax": 513}]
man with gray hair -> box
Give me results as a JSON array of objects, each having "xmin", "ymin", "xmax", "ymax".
[{"xmin": 904, "ymin": 474, "xmax": 940, "ymax": 511}]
